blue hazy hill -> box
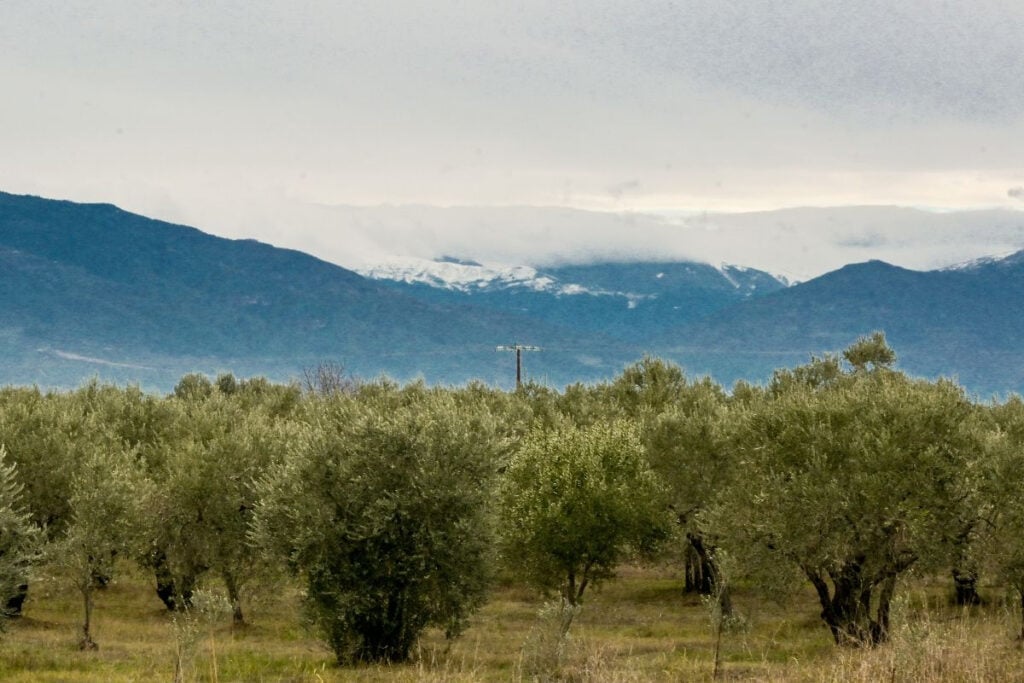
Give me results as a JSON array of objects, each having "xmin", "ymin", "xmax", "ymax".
[{"xmin": 3, "ymin": 190, "xmax": 1024, "ymax": 396}]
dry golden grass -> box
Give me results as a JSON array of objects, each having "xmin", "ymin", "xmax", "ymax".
[{"xmin": 2, "ymin": 565, "xmax": 1024, "ymax": 681}]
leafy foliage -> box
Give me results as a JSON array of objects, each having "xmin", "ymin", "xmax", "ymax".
[
  {"xmin": 5, "ymin": 337, "xmax": 1024, "ymax": 660},
  {"xmin": 499, "ymin": 420, "xmax": 671, "ymax": 606},
  {"xmin": 252, "ymin": 385, "xmax": 499, "ymax": 663},
  {"xmin": 713, "ymin": 337, "xmax": 982, "ymax": 645},
  {"xmin": 53, "ymin": 435, "xmax": 151, "ymax": 649},
  {"xmin": 980, "ymin": 398, "xmax": 1024, "ymax": 635},
  {"xmin": 0, "ymin": 447, "xmax": 41, "ymax": 626}
]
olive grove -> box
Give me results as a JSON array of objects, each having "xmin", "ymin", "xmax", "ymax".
[{"xmin": 1, "ymin": 334, "xmax": 1024, "ymax": 661}]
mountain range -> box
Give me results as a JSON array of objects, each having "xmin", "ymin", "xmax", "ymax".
[{"xmin": 1, "ymin": 190, "xmax": 1023, "ymax": 396}]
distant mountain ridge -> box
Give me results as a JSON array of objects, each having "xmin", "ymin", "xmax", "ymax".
[
  {"xmin": 358, "ymin": 257, "xmax": 789, "ymax": 343},
  {"xmin": 2, "ymin": 190, "xmax": 1024, "ymax": 396},
  {"xmin": 0, "ymin": 191, "xmax": 609, "ymax": 389},
  {"xmin": 663, "ymin": 254, "xmax": 1024, "ymax": 396},
  {"xmin": 358, "ymin": 255, "xmax": 789, "ymax": 296}
]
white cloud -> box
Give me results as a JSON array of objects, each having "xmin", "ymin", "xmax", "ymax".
[
  {"xmin": 2, "ymin": 1, "xmax": 1024, "ymax": 275},
  {"xmin": 184, "ymin": 201, "xmax": 1023, "ymax": 283}
]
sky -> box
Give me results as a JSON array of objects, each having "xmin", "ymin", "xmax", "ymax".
[{"xmin": 3, "ymin": 1, "xmax": 1024, "ymax": 276}]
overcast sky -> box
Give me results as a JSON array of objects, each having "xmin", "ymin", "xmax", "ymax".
[{"xmin": 3, "ymin": 1, "xmax": 1024, "ymax": 275}]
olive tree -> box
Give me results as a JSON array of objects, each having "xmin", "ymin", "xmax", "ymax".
[
  {"xmin": 145, "ymin": 390, "xmax": 293, "ymax": 623},
  {"xmin": 0, "ymin": 389, "xmax": 80, "ymax": 537},
  {"xmin": 0, "ymin": 386, "xmax": 124, "ymax": 614},
  {"xmin": 712, "ymin": 338, "xmax": 980, "ymax": 646},
  {"xmin": 645, "ymin": 379, "xmax": 733, "ymax": 600},
  {"xmin": 605, "ymin": 358, "xmax": 734, "ymax": 601},
  {"xmin": 981, "ymin": 397, "xmax": 1024, "ymax": 637},
  {"xmin": 53, "ymin": 440, "xmax": 150, "ymax": 649},
  {"xmin": 252, "ymin": 385, "xmax": 499, "ymax": 664},
  {"xmin": 0, "ymin": 447, "xmax": 41, "ymax": 625},
  {"xmin": 498, "ymin": 420, "xmax": 671, "ymax": 615}
]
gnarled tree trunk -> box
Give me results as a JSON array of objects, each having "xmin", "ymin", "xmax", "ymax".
[
  {"xmin": 952, "ymin": 566, "xmax": 982, "ymax": 606},
  {"xmin": 687, "ymin": 533, "xmax": 731, "ymax": 615},
  {"xmin": 805, "ymin": 560, "xmax": 896, "ymax": 647}
]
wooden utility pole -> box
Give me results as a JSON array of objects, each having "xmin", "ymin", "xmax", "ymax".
[{"xmin": 496, "ymin": 344, "xmax": 541, "ymax": 389}]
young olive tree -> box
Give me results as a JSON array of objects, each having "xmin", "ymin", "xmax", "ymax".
[
  {"xmin": 252, "ymin": 385, "xmax": 499, "ymax": 664},
  {"xmin": 53, "ymin": 441, "xmax": 151, "ymax": 649},
  {"xmin": 498, "ymin": 420, "xmax": 671, "ymax": 615},
  {"xmin": 712, "ymin": 337, "xmax": 980, "ymax": 646}
]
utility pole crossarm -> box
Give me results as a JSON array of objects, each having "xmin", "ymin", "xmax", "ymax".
[{"xmin": 496, "ymin": 343, "xmax": 542, "ymax": 389}]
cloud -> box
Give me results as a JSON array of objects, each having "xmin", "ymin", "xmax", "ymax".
[
  {"xmin": 1009, "ymin": 187, "xmax": 1024, "ymax": 201},
  {"xmin": 2, "ymin": 0, "xmax": 1024, "ymax": 259},
  {"xmin": 233, "ymin": 202, "xmax": 1024, "ymax": 283}
]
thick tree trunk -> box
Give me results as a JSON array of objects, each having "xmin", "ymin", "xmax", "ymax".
[
  {"xmin": 870, "ymin": 574, "xmax": 897, "ymax": 644},
  {"xmin": 176, "ymin": 572, "xmax": 197, "ymax": 611},
  {"xmin": 952, "ymin": 566, "xmax": 982, "ymax": 606},
  {"xmin": 4, "ymin": 583, "xmax": 28, "ymax": 616},
  {"xmin": 150, "ymin": 548, "xmax": 200, "ymax": 611},
  {"xmin": 806, "ymin": 561, "xmax": 894, "ymax": 647},
  {"xmin": 688, "ymin": 533, "xmax": 731, "ymax": 615},
  {"xmin": 355, "ymin": 590, "xmax": 416, "ymax": 663},
  {"xmin": 688, "ymin": 534, "xmax": 715, "ymax": 595},
  {"xmin": 152, "ymin": 549, "xmax": 178, "ymax": 611},
  {"xmin": 684, "ymin": 543, "xmax": 699, "ymax": 593},
  {"xmin": 223, "ymin": 571, "xmax": 244, "ymax": 625}
]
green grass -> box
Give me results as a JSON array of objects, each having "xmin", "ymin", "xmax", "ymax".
[{"xmin": 3, "ymin": 565, "xmax": 1024, "ymax": 681}]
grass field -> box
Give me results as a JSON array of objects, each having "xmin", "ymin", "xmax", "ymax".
[{"xmin": 3, "ymin": 565, "xmax": 1024, "ymax": 681}]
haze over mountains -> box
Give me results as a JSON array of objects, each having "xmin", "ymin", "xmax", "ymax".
[
  {"xmin": 223, "ymin": 202, "xmax": 1024, "ymax": 283},
  {"xmin": 2, "ymin": 190, "xmax": 1024, "ymax": 396}
]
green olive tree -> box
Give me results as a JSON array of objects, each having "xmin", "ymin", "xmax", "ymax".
[
  {"xmin": 0, "ymin": 385, "xmax": 128, "ymax": 614},
  {"xmin": 148, "ymin": 391, "xmax": 293, "ymax": 623},
  {"xmin": 53, "ymin": 439, "xmax": 151, "ymax": 649},
  {"xmin": 604, "ymin": 358, "xmax": 734, "ymax": 601},
  {"xmin": 981, "ymin": 397, "xmax": 1024, "ymax": 637},
  {"xmin": 712, "ymin": 338, "xmax": 981, "ymax": 646},
  {"xmin": 498, "ymin": 420, "xmax": 671, "ymax": 614},
  {"xmin": 252, "ymin": 384, "xmax": 499, "ymax": 664},
  {"xmin": 0, "ymin": 446, "xmax": 41, "ymax": 626}
]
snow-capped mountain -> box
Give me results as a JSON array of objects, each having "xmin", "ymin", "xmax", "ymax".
[
  {"xmin": 359, "ymin": 256, "xmax": 788, "ymax": 299},
  {"xmin": 942, "ymin": 250, "xmax": 1023, "ymax": 272},
  {"xmin": 7, "ymin": 190, "xmax": 1024, "ymax": 396},
  {"xmin": 358, "ymin": 256, "xmax": 570, "ymax": 294},
  {"xmin": 359, "ymin": 256, "xmax": 790, "ymax": 343},
  {"xmin": 357, "ymin": 256, "xmax": 661, "ymax": 309}
]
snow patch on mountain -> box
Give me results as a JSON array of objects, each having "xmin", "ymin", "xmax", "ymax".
[
  {"xmin": 358, "ymin": 257, "xmax": 555, "ymax": 292},
  {"xmin": 717, "ymin": 262, "xmax": 795, "ymax": 289},
  {"xmin": 716, "ymin": 264, "xmax": 741, "ymax": 289},
  {"xmin": 942, "ymin": 249, "xmax": 1021, "ymax": 272},
  {"xmin": 359, "ymin": 257, "xmax": 795, "ymax": 308},
  {"xmin": 358, "ymin": 257, "xmax": 651, "ymax": 302}
]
